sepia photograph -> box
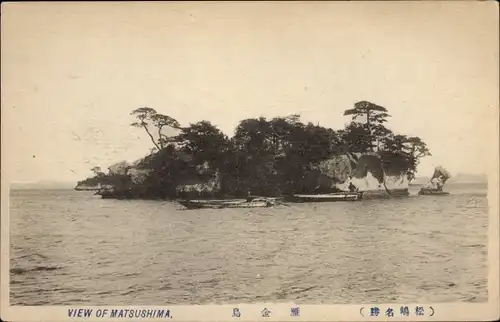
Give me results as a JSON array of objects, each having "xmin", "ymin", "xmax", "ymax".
[{"xmin": 1, "ymin": 1, "xmax": 499, "ymax": 321}]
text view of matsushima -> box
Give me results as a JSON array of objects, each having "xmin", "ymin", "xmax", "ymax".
[{"xmin": 75, "ymin": 101, "xmax": 451, "ymax": 209}]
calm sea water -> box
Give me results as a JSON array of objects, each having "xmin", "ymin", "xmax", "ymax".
[{"xmin": 9, "ymin": 183, "xmax": 488, "ymax": 305}]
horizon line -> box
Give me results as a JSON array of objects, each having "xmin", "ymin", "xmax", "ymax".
[{"xmin": 9, "ymin": 172, "xmax": 489, "ymax": 186}]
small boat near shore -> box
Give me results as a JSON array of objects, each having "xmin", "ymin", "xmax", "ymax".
[
  {"xmin": 362, "ymin": 188, "xmax": 410, "ymax": 199},
  {"xmin": 285, "ymin": 192, "xmax": 363, "ymax": 203},
  {"xmin": 178, "ymin": 198, "xmax": 275, "ymax": 209}
]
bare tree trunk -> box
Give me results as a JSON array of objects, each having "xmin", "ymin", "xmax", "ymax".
[
  {"xmin": 157, "ymin": 125, "xmax": 164, "ymax": 149},
  {"xmin": 142, "ymin": 124, "xmax": 160, "ymax": 151},
  {"xmin": 366, "ymin": 110, "xmax": 370, "ymax": 131},
  {"xmin": 366, "ymin": 110, "xmax": 373, "ymax": 151},
  {"xmin": 383, "ymin": 180, "xmax": 392, "ymax": 196},
  {"xmin": 380, "ymin": 163, "xmax": 392, "ymax": 196}
]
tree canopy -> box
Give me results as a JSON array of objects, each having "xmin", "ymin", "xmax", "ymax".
[{"xmin": 77, "ymin": 101, "xmax": 431, "ymax": 199}]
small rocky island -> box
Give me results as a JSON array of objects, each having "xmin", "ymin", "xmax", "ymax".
[{"xmin": 75, "ymin": 101, "xmax": 431, "ymax": 200}]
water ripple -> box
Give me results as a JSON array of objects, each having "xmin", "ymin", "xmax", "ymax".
[{"xmin": 9, "ymin": 186, "xmax": 488, "ymax": 305}]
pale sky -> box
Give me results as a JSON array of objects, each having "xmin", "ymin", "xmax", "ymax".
[{"xmin": 2, "ymin": 1, "xmax": 498, "ymax": 183}]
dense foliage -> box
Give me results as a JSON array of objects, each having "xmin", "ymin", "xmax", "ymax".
[{"xmin": 76, "ymin": 101, "xmax": 431, "ymax": 199}]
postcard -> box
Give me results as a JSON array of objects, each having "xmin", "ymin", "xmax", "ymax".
[{"xmin": 1, "ymin": 1, "xmax": 499, "ymax": 321}]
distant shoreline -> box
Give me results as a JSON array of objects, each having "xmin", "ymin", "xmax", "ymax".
[
  {"xmin": 10, "ymin": 183, "xmax": 76, "ymax": 190},
  {"xmin": 409, "ymin": 181, "xmax": 488, "ymax": 186},
  {"xmin": 10, "ymin": 180, "xmax": 488, "ymax": 191},
  {"xmin": 10, "ymin": 186, "xmax": 77, "ymax": 191}
]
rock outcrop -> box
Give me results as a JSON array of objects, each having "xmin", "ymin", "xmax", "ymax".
[{"xmin": 316, "ymin": 152, "xmax": 408, "ymax": 192}]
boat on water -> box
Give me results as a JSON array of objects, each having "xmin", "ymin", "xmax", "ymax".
[
  {"xmin": 418, "ymin": 166, "xmax": 452, "ymax": 196},
  {"xmin": 285, "ymin": 191, "xmax": 363, "ymax": 203},
  {"xmin": 362, "ymin": 188, "xmax": 410, "ymax": 199},
  {"xmin": 178, "ymin": 197, "xmax": 275, "ymax": 209}
]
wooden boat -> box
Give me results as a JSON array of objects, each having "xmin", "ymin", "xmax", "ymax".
[
  {"xmin": 362, "ymin": 188, "xmax": 410, "ymax": 199},
  {"xmin": 285, "ymin": 192, "xmax": 363, "ymax": 203},
  {"xmin": 178, "ymin": 198, "xmax": 275, "ymax": 209},
  {"xmin": 418, "ymin": 187, "xmax": 450, "ymax": 196}
]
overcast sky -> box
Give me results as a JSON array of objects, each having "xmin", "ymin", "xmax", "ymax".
[{"xmin": 2, "ymin": 1, "xmax": 498, "ymax": 184}]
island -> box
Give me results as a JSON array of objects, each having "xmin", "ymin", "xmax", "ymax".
[{"xmin": 75, "ymin": 101, "xmax": 431, "ymax": 200}]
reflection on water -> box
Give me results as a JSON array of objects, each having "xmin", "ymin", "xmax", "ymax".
[{"xmin": 10, "ymin": 183, "xmax": 488, "ymax": 305}]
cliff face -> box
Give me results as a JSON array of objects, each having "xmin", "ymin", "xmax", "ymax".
[
  {"xmin": 316, "ymin": 153, "xmax": 408, "ymax": 192},
  {"xmin": 176, "ymin": 169, "xmax": 221, "ymax": 193}
]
